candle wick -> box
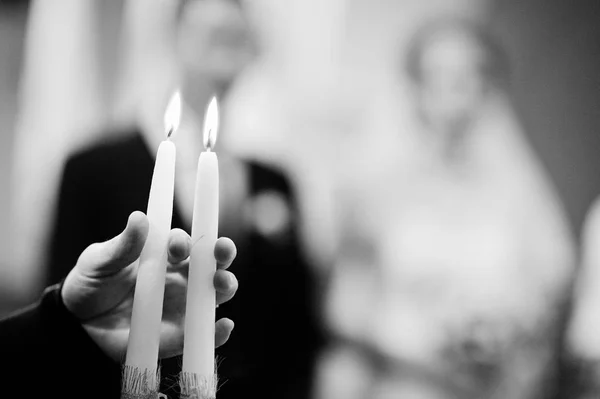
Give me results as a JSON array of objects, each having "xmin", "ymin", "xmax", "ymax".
[
  {"xmin": 167, "ymin": 127, "xmax": 174, "ymax": 139},
  {"xmin": 204, "ymin": 128, "xmax": 214, "ymax": 151}
]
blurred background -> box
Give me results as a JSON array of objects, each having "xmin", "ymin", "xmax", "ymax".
[{"xmin": 1, "ymin": 0, "xmax": 600, "ymax": 398}]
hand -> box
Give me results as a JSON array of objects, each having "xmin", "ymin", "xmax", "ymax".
[{"xmin": 61, "ymin": 211, "xmax": 238, "ymax": 362}]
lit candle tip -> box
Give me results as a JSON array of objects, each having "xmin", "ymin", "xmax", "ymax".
[
  {"xmin": 164, "ymin": 90, "xmax": 182, "ymax": 139},
  {"xmin": 203, "ymin": 96, "xmax": 219, "ymax": 150}
]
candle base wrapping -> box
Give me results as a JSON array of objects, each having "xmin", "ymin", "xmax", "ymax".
[
  {"xmin": 121, "ymin": 364, "xmax": 164, "ymax": 399},
  {"xmin": 179, "ymin": 371, "xmax": 218, "ymax": 399}
]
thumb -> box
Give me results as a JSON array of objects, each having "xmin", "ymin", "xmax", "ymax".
[{"xmin": 79, "ymin": 211, "xmax": 149, "ymax": 277}]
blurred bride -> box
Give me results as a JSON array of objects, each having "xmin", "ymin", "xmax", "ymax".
[{"xmin": 314, "ymin": 19, "xmax": 576, "ymax": 399}]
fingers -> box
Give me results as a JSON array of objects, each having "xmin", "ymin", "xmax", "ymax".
[
  {"xmin": 214, "ymin": 237, "xmax": 237, "ymax": 270},
  {"xmin": 168, "ymin": 237, "xmax": 237, "ymax": 280},
  {"xmin": 215, "ymin": 318, "xmax": 234, "ymax": 348},
  {"xmin": 215, "ymin": 269, "xmax": 238, "ymax": 306},
  {"xmin": 168, "ymin": 228, "xmax": 191, "ymax": 264},
  {"xmin": 80, "ymin": 211, "xmax": 149, "ymax": 277}
]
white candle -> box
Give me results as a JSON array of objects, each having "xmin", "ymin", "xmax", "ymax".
[
  {"xmin": 182, "ymin": 96, "xmax": 220, "ymax": 378},
  {"xmin": 125, "ymin": 92, "xmax": 181, "ymax": 372}
]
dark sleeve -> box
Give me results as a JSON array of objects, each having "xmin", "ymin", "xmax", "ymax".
[{"xmin": 0, "ymin": 284, "xmax": 121, "ymax": 398}]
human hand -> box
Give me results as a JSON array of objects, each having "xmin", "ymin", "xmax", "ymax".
[{"xmin": 61, "ymin": 211, "xmax": 238, "ymax": 362}]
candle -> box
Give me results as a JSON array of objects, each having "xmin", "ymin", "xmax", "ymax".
[
  {"xmin": 181, "ymin": 96, "xmax": 220, "ymax": 396},
  {"xmin": 123, "ymin": 92, "xmax": 180, "ymax": 390}
]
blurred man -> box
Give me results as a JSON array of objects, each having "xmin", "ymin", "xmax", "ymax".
[{"xmin": 47, "ymin": 1, "xmax": 321, "ymax": 398}]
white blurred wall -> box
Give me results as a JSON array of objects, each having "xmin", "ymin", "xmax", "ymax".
[
  {"xmin": 3, "ymin": 0, "xmax": 598, "ymax": 316},
  {"xmin": 8, "ymin": 0, "xmax": 125, "ymax": 306},
  {"xmin": 0, "ymin": 4, "xmax": 28, "ymax": 313},
  {"xmin": 1, "ymin": 0, "xmax": 493, "ymax": 309}
]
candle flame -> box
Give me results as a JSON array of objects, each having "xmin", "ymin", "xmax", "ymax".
[
  {"xmin": 164, "ymin": 90, "xmax": 182, "ymax": 138},
  {"xmin": 203, "ymin": 96, "xmax": 219, "ymax": 150}
]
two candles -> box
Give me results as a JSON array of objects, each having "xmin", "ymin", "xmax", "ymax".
[{"xmin": 124, "ymin": 92, "xmax": 220, "ymax": 393}]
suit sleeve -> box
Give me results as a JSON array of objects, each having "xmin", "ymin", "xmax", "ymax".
[{"xmin": 0, "ymin": 284, "xmax": 121, "ymax": 398}]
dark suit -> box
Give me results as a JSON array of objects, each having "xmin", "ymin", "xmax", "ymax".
[
  {"xmin": 47, "ymin": 131, "xmax": 322, "ymax": 399},
  {"xmin": 0, "ymin": 284, "xmax": 122, "ymax": 399}
]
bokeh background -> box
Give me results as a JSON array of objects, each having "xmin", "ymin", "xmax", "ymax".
[
  {"xmin": 2, "ymin": 0, "xmax": 600, "ymax": 305},
  {"xmin": 1, "ymin": 0, "xmax": 600, "ymax": 397}
]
